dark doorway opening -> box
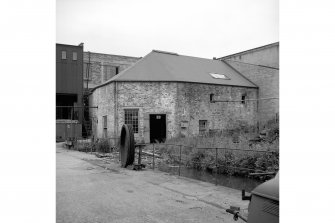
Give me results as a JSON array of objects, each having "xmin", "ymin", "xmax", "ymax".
[
  {"xmin": 150, "ymin": 114, "xmax": 166, "ymax": 143},
  {"xmin": 56, "ymin": 93, "xmax": 78, "ymax": 119}
]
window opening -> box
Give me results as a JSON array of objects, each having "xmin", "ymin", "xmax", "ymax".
[
  {"xmin": 199, "ymin": 120, "xmax": 208, "ymax": 134},
  {"xmin": 210, "ymin": 93, "xmax": 214, "ymax": 102},
  {"xmin": 125, "ymin": 109, "xmax": 139, "ymax": 133},
  {"xmin": 61, "ymin": 51, "xmax": 67, "ymax": 60},
  {"xmin": 241, "ymin": 94, "xmax": 246, "ymax": 104},
  {"xmin": 103, "ymin": 116, "xmax": 107, "ymax": 129},
  {"xmin": 73, "ymin": 52, "xmax": 77, "ymax": 60},
  {"xmin": 103, "ymin": 65, "xmax": 119, "ymax": 82}
]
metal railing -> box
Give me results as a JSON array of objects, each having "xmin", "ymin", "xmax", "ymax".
[
  {"xmin": 134, "ymin": 143, "xmax": 278, "ymax": 185},
  {"xmin": 64, "ymin": 138, "xmax": 278, "ymax": 185}
]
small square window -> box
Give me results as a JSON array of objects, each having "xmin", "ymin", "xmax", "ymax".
[
  {"xmin": 73, "ymin": 52, "xmax": 77, "ymax": 60},
  {"xmin": 61, "ymin": 51, "xmax": 67, "ymax": 60},
  {"xmin": 241, "ymin": 94, "xmax": 246, "ymax": 104},
  {"xmin": 210, "ymin": 93, "xmax": 214, "ymax": 102}
]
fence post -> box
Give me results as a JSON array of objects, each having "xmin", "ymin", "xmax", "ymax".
[
  {"xmin": 138, "ymin": 146, "xmax": 142, "ymax": 166},
  {"xmin": 179, "ymin": 145, "xmax": 182, "ymax": 176},
  {"xmin": 152, "ymin": 144, "xmax": 155, "ymax": 170},
  {"xmin": 91, "ymin": 135, "xmax": 94, "ymax": 154},
  {"xmin": 109, "ymin": 138, "xmax": 111, "ymax": 154},
  {"xmin": 215, "ymin": 148, "xmax": 218, "ymax": 186}
]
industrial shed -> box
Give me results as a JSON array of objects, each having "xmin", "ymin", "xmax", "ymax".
[{"xmin": 89, "ymin": 50, "xmax": 258, "ymax": 143}]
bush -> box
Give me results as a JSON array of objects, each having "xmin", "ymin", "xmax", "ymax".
[
  {"xmin": 95, "ymin": 139, "xmax": 110, "ymax": 153},
  {"xmin": 158, "ymin": 123, "xmax": 279, "ymax": 179},
  {"xmin": 76, "ymin": 142, "xmax": 92, "ymax": 152},
  {"xmin": 187, "ymin": 150, "xmax": 208, "ymax": 170}
]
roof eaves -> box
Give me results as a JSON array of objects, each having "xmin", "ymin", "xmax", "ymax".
[{"xmin": 110, "ymin": 80, "xmax": 258, "ymax": 88}]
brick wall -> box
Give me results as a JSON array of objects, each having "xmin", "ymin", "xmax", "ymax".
[
  {"xmin": 221, "ymin": 43, "xmax": 279, "ymax": 69},
  {"xmin": 90, "ymin": 81, "xmax": 258, "ymax": 142},
  {"xmin": 83, "ymin": 52, "xmax": 140, "ymax": 89}
]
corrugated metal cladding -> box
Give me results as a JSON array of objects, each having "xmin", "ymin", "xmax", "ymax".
[
  {"xmin": 56, "ymin": 43, "xmax": 84, "ymax": 123},
  {"xmin": 56, "ymin": 44, "xmax": 83, "ymax": 94}
]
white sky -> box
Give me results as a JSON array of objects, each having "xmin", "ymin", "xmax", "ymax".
[{"xmin": 57, "ymin": 0, "xmax": 278, "ymax": 58}]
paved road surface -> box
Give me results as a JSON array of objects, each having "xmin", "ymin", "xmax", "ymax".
[{"xmin": 56, "ymin": 143, "xmax": 249, "ymax": 223}]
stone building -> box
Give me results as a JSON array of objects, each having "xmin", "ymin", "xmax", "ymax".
[
  {"xmin": 83, "ymin": 52, "xmax": 141, "ymax": 90},
  {"xmin": 89, "ymin": 50, "xmax": 258, "ymax": 143},
  {"xmin": 81, "ymin": 51, "xmax": 141, "ymax": 137},
  {"xmin": 218, "ymin": 42, "xmax": 279, "ymax": 127}
]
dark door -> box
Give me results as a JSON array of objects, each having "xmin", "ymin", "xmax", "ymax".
[{"xmin": 150, "ymin": 114, "xmax": 166, "ymax": 143}]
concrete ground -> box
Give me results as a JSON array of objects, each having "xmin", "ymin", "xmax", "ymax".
[{"xmin": 56, "ymin": 143, "xmax": 249, "ymax": 223}]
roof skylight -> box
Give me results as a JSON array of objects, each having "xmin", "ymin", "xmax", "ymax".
[{"xmin": 209, "ymin": 73, "xmax": 230, "ymax": 79}]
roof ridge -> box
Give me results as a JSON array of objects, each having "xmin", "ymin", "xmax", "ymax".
[{"xmin": 152, "ymin": 50, "xmax": 178, "ymax": 55}]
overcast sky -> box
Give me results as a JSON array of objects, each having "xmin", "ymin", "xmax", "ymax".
[{"xmin": 56, "ymin": 0, "xmax": 278, "ymax": 58}]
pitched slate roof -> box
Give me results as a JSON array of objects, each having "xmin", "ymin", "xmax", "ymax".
[{"xmin": 92, "ymin": 50, "xmax": 258, "ymax": 91}]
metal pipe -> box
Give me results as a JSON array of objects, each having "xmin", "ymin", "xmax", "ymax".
[
  {"xmin": 211, "ymin": 97, "xmax": 279, "ymax": 103},
  {"xmin": 215, "ymin": 148, "xmax": 218, "ymax": 186},
  {"xmin": 56, "ymin": 106, "xmax": 98, "ymax": 108},
  {"xmin": 179, "ymin": 145, "xmax": 182, "ymax": 176},
  {"xmin": 87, "ymin": 51, "xmax": 90, "ymax": 90}
]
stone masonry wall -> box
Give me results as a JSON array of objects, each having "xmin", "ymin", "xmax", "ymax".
[
  {"xmin": 89, "ymin": 82, "xmax": 177, "ymax": 142},
  {"xmin": 224, "ymin": 61, "xmax": 279, "ymax": 127},
  {"xmin": 89, "ymin": 83, "xmax": 116, "ymax": 139},
  {"xmin": 117, "ymin": 82, "xmax": 178, "ymax": 142},
  {"xmin": 83, "ymin": 52, "xmax": 140, "ymax": 89},
  {"xmin": 176, "ymin": 83, "xmax": 258, "ymax": 136},
  {"xmin": 90, "ymin": 81, "xmax": 258, "ymax": 142}
]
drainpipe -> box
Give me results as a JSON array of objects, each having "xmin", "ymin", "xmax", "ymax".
[
  {"xmin": 87, "ymin": 51, "xmax": 90, "ymax": 90},
  {"xmin": 114, "ymin": 82, "xmax": 118, "ymax": 138}
]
